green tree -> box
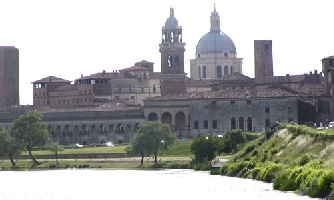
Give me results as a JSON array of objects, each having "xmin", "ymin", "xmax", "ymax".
[
  {"xmin": 0, "ymin": 128, "xmax": 25, "ymax": 166},
  {"xmin": 190, "ymin": 133, "xmax": 220, "ymax": 164},
  {"xmin": 11, "ymin": 111, "xmax": 49, "ymax": 165},
  {"xmin": 219, "ymin": 130, "xmax": 246, "ymax": 154},
  {"xmin": 47, "ymin": 142, "xmax": 64, "ymax": 165},
  {"xmin": 130, "ymin": 121, "xmax": 176, "ymax": 165}
]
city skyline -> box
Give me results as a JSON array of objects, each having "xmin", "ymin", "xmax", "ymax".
[{"xmin": 0, "ymin": 0, "xmax": 333, "ymax": 105}]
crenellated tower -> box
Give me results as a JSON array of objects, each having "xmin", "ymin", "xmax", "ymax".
[{"xmin": 159, "ymin": 7, "xmax": 186, "ymax": 96}]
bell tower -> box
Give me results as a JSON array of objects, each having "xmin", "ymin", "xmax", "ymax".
[{"xmin": 159, "ymin": 7, "xmax": 186, "ymax": 96}]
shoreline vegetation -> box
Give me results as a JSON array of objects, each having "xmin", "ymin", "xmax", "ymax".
[{"xmin": 2, "ymin": 123, "xmax": 334, "ymax": 198}]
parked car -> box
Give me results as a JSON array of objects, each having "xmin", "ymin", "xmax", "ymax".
[
  {"xmin": 328, "ymin": 122, "xmax": 334, "ymax": 128},
  {"xmin": 69, "ymin": 143, "xmax": 83, "ymax": 148}
]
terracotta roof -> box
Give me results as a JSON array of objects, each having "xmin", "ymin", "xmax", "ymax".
[
  {"xmin": 32, "ymin": 76, "xmax": 71, "ymax": 84},
  {"xmin": 121, "ymin": 65, "xmax": 149, "ymax": 71},
  {"xmin": 298, "ymin": 84, "xmax": 325, "ymax": 96},
  {"xmin": 288, "ymin": 74, "xmax": 305, "ymax": 82},
  {"xmin": 52, "ymin": 84, "xmax": 78, "ymax": 91},
  {"xmin": 36, "ymin": 99, "xmax": 142, "ymax": 113},
  {"xmin": 186, "ymin": 78, "xmax": 212, "ymax": 87},
  {"xmin": 146, "ymin": 88, "xmax": 297, "ymax": 101},
  {"xmin": 218, "ymin": 72, "xmax": 253, "ymax": 81}
]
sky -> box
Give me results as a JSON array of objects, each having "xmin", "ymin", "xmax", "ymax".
[{"xmin": 0, "ymin": 0, "xmax": 333, "ymax": 105}]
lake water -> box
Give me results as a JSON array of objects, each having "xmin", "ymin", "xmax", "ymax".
[{"xmin": 0, "ymin": 169, "xmax": 319, "ymax": 200}]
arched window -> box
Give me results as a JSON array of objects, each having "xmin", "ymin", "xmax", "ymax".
[
  {"xmin": 231, "ymin": 117, "xmax": 236, "ymax": 130},
  {"xmin": 230, "ymin": 66, "xmax": 233, "ymax": 74},
  {"xmin": 202, "ymin": 66, "xmax": 207, "ymax": 78},
  {"xmin": 217, "ymin": 66, "xmax": 222, "ymax": 78},
  {"xmin": 247, "ymin": 117, "xmax": 252, "ymax": 131},
  {"xmin": 224, "ymin": 66, "xmax": 228, "ymax": 75},
  {"xmin": 198, "ymin": 66, "xmax": 201, "ymax": 78},
  {"xmin": 239, "ymin": 117, "xmax": 244, "ymax": 131}
]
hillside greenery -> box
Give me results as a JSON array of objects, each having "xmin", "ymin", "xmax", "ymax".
[{"xmin": 218, "ymin": 123, "xmax": 334, "ymax": 199}]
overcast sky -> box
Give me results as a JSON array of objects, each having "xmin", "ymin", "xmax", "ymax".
[{"xmin": 1, "ymin": 0, "xmax": 333, "ymax": 105}]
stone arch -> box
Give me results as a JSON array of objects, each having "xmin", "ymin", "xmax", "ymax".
[
  {"xmin": 126, "ymin": 124, "xmax": 131, "ymax": 132},
  {"xmin": 231, "ymin": 117, "xmax": 236, "ymax": 130},
  {"xmin": 108, "ymin": 124, "xmax": 114, "ymax": 133},
  {"xmin": 148, "ymin": 112, "xmax": 158, "ymax": 121},
  {"xmin": 81, "ymin": 125, "xmax": 88, "ymax": 135},
  {"xmin": 175, "ymin": 112, "xmax": 186, "ymax": 131},
  {"xmin": 161, "ymin": 112, "xmax": 172, "ymax": 130},
  {"xmin": 247, "ymin": 117, "xmax": 252, "ymax": 132},
  {"xmin": 64, "ymin": 125, "xmax": 71, "ymax": 135},
  {"xmin": 74, "ymin": 125, "xmax": 79, "ymax": 133},
  {"xmin": 99, "ymin": 124, "xmax": 107, "ymax": 134},
  {"xmin": 117, "ymin": 123, "xmax": 124, "ymax": 133},
  {"xmin": 239, "ymin": 117, "xmax": 244, "ymax": 131},
  {"xmin": 90, "ymin": 125, "xmax": 96, "ymax": 133},
  {"xmin": 134, "ymin": 123, "xmax": 140, "ymax": 133},
  {"xmin": 217, "ymin": 66, "xmax": 222, "ymax": 78}
]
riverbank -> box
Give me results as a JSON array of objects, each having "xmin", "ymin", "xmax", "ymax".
[{"xmin": 215, "ymin": 123, "xmax": 334, "ymax": 199}]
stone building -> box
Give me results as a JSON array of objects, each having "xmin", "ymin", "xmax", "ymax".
[
  {"xmin": 144, "ymin": 88, "xmax": 300, "ymax": 138},
  {"xmin": 32, "ymin": 76, "xmax": 94, "ymax": 108},
  {"xmin": 190, "ymin": 6, "xmax": 243, "ymax": 79},
  {"xmin": 0, "ymin": 46, "xmax": 19, "ymax": 108}
]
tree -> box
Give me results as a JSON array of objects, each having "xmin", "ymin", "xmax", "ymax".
[
  {"xmin": 0, "ymin": 128, "xmax": 25, "ymax": 166},
  {"xmin": 47, "ymin": 142, "xmax": 64, "ymax": 165},
  {"xmin": 219, "ymin": 130, "xmax": 246, "ymax": 154},
  {"xmin": 190, "ymin": 133, "xmax": 220, "ymax": 164},
  {"xmin": 130, "ymin": 121, "xmax": 176, "ymax": 165},
  {"xmin": 11, "ymin": 111, "xmax": 49, "ymax": 165}
]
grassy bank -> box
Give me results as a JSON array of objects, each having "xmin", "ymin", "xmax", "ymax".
[{"xmin": 217, "ymin": 123, "xmax": 334, "ymax": 199}]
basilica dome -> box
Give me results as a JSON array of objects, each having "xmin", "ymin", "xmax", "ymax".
[
  {"xmin": 196, "ymin": 32, "xmax": 236, "ymax": 54},
  {"xmin": 196, "ymin": 6, "xmax": 236, "ymax": 54}
]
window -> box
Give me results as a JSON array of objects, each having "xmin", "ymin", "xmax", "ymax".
[
  {"xmin": 231, "ymin": 100, "xmax": 235, "ymax": 105},
  {"xmin": 194, "ymin": 121, "xmax": 199, "ymax": 129},
  {"xmin": 175, "ymin": 56, "xmax": 179, "ymax": 67},
  {"xmin": 204, "ymin": 120, "xmax": 208, "ymax": 129},
  {"xmin": 197, "ymin": 53, "xmax": 200, "ymax": 58},
  {"xmin": 230, "ymin": 66, "xmax": 233, "ymax": 74},
  {"xmin": 224, "ymin": 66, "xmax": 228, "ymax": 75},
  {"xmin": 212, "ymin": 101, "xmax": 216, "ymax": 105},
  {"xmin": 153, "ymin": 85, "xmax": 156, "ymax": 93},
  {"xmin": 288, "ymin": 107, "xmax": 293, "ymax": 113},
  {"xmin": 247, "ymin": 100, "xmax": 251, "ymax": 105},
  {"xmin": 217, "ymin": 66, "xmax": 222, "ymax": 78},
  {"xmin": 212, "ymin": 120, "xmax": 217, "ymax": 129},
  {"xmin": 265, "ymin": 107, "xmax": 270, "ymax": 113},
  {"xmin": 167, "ymin": 55, "xmax": 172, "ymax": 66},
  {"xmin": 131, "ymin": 96, "xmax": 134, "ymax": 99},
  {"xmin": 224, "ymin": 52, "xmax": 228, "ymax": 58},
  {"xmin": 198, "ymin": 66, "xmax": 201, "ymax": 78},
  {"xmin": 202, "ymin": 66, "xmax": 207, "ymax": 78}
]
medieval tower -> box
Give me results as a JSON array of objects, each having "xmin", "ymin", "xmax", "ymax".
[
  {"xmin": 159, "ymin": 7, "xmax": 186, "ymax": 96},
  {"xmin": 254, "ymin": 40, "xmax": 273, "ymax": 80},
  {"xmin": 0, "ymin": 46, "xmax": 19, "ymax": 108}
]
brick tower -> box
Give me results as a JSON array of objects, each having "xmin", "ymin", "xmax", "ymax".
[
  {"xmin": 0, "ymin": 46, "xmax": 19, "ymax": 108},
  {"xmin": 254, "ymin": 40, "xmax": 273, "ymax": 80}
]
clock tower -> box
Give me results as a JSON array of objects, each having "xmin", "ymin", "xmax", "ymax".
[{"xmin": 159, "ymin": 7, "xmax": 186, "ymax": 96}]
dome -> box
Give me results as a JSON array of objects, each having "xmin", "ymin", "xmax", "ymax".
[
  {"xmin": 196, "ymin": 31, "xmax": 236, "ymax": 54},
  {"xmin": 164, "ymin": 7, "xmax": 178, "ymax": 28},
  {"xmin": 165, "ymin": 16, "xmax": 178, "ymax": 28}
]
